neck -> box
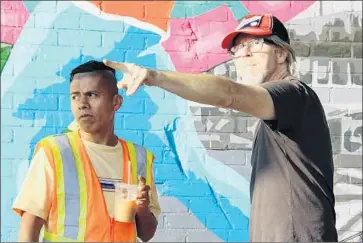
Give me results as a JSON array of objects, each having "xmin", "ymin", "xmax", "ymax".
[
  {"xmin": 79, "ymin": 125, "xmax": 118, "ymax": 146},
  {"xmin": 265, "ymin": 65, "xmax": 291, "ymax": 82}
]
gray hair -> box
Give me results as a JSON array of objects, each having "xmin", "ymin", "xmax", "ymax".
[{"xmin": 266, "ymin": 35, "xmax": 297, "ymax": 75}]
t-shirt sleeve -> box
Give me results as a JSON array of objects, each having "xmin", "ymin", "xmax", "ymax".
[
  {"xmin": 261, "ymin": 80, "xmax": 308, "ymax": 131},
  {"xmin": 12, "ymin": 147, "xmax": 54, "ymax": 220}
]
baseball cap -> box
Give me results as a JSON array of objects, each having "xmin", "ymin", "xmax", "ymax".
[{"xmin": 221, "ymin": 14, "xmax": 290, "ymax": 50}]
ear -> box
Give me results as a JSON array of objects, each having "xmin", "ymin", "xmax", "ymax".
[
  {"xmin": 276, "ymin": 48, "xmax": 288, "ymax": 64},
  {"xmin": 113, "ymin": 94, "xmax": 123, "ymax": 112}
]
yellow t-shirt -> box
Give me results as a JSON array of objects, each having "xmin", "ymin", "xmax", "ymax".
[{"xmin": 12, "ymin": 138, "xmax": 161, "ymax": 221}]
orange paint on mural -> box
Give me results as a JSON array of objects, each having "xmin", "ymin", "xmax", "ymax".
[{"xmin": 90, "ymin": 1, "xmax": 174, "ymax": 31}]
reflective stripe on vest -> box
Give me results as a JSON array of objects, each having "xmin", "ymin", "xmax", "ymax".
[
  {"xmin": 44, "ymin": 133, "xmax": 87, "ymax": 241},
  {"xmin": 42, "ymin": 132, "xmax": 152, "ymax": 242},
  {"xmin": 126, "ymin": 142, "xmax": 153, "ymax": 185},
  {"xmin": 43, "ymin": 231, "xmax": 82, "ymax": 242}
]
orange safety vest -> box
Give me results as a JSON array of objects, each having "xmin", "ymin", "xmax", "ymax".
[{"xmin": 34, "ymin": 131, "xmax": 154, "ymax": 242}]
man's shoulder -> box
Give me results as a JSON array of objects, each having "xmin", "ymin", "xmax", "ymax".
[
  {"xmin": 265, "ymin": 76, "xmax": 303, "ymax": 87},
  {"xmin": 37, "ymin": 131, "xmax": 76, "ymax": 145},
  {"xmin": 261, "ymin": 76, "xmax": 300, "ymax": 91},
  {"xmin": 119, "ymin": 138, "xmax": 151, "ymax": 151},
  {"xmin": 264, "ymin": 77, "xmax": 319, "ymax": 98}
]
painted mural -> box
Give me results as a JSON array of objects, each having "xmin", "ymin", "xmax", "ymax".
[{"xmin": 1, "ymin": 1, "xmax": 362, "ymax": 242}]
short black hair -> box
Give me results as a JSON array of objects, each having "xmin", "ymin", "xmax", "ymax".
[{"xmin": 70, "ymin": 60, "xmax": 118, "ymax": 94}]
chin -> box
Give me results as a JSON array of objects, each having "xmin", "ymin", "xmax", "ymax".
[
  {"xmin": 239, "ymin": 71, "xmax": 268, "ymax": 85},
  {"xmin": 78, "ymin": 124, "xmax": 96, "ymax": 134},
  {"xmin": 237, "ymin": 76, "xmax": 263, "ymax": 85}
]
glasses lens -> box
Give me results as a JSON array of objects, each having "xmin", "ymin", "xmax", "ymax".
[
  {"xmin": 230, "ymin": 38, "xmax": 266, "ymax": 57},
  {"xmin": 250, "ymin": 39, "xmax": 263, "ymax": 52}
]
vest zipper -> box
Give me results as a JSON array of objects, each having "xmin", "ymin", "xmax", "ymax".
[
  {"xmin": 110, "ymin": 217, "xmax": 114, "ymax": 241},
  {"xmin": 75, "ymin": 131, "xmax": 120, "ymax": 242}
]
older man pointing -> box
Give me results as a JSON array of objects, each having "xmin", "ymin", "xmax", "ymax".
[{"xmin": 104, "ymin": 14, "xmax": 338, "ymax": 242}]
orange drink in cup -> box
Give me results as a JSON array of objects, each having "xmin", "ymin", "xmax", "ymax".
[{"xmin": 114, "ymin": 182, "xmax": 138, "ymax": 222}]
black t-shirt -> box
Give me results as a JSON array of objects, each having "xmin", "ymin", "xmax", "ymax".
[{"xmin": 249, "ymin": 79, "xmax": 338, "ymax": 242}]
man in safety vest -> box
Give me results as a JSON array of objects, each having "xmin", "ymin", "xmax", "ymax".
[{"xmin": 12, "ymin": 60, "xmax": 161, "ymax": 242}]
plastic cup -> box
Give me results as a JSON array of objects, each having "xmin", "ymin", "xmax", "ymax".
[{"xmin": 114, "ymin": 182, "xmax": 138, "ymax": 223}]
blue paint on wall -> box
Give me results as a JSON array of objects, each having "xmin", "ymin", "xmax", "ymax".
[{"xmin": 2, "ymin": 1, "xmax": 250, "ymax": 241}]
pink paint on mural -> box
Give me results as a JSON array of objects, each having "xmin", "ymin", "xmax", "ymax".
[
  {"xmin": 241, "ymin": 0, "xmax": 317, "ymax": 22},
  {"xmin": 161, "ymin": 5, "xmax": 237, "ymax": 73},
  {"xmin": 0, "ymin": 1, "xmax": 29, "ymax": 44}
]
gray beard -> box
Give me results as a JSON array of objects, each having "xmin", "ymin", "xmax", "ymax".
[{"xmin": 236, "ymin": 72, "xmax": 266, "ymax": 85}]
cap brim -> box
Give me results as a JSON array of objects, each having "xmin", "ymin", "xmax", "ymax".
[{"xmin": 221, "ymin": 27, "xmax": 272, "ymax": 49}]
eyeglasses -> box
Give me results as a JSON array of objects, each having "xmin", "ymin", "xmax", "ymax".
[{"xmin": 228, "ymin": 38, "xmax": 275, "ymax": 57}]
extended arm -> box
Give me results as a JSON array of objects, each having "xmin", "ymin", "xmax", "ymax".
[
  {"xmin": 155, "ymin": 70, "xmax": 275, "ymax": 120},
  {"xmin": 103, "ymin": 60, "xmax": 275, "ymax": 120}
]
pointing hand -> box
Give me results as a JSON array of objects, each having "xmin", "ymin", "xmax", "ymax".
[{"xmin": 103, "ymin": 59, "xmax": 158, "ymax": 96}]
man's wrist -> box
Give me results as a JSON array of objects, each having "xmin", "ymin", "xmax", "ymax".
[
  {"xmin": 136, "ymin": 207, "xmax": 151, "ymax": 217},
  {"xmin": 149, "ymin": 69, "xmax": 165, "ymax": 87}
]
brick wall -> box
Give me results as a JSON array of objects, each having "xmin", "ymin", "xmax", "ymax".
[{"xmin": 1, "ymin": 1, "xmax": 362, "ymax": 242}]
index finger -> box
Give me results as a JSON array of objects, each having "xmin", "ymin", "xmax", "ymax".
[
  {"xmin": 138, "ymin": 175, "xmax": 146, "ymax": 186},
  {"xmin": 103, "ymin": 59, "xmax": 130, "ymax": 73}
]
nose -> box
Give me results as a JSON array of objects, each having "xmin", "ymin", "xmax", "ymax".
[
  {"xmin": 240, "ymin": 46, "xmax": 252, "ymax": 57},
  {"xmin": 78, "ymin": 96, "xmax": 90, "ymax": 110}
]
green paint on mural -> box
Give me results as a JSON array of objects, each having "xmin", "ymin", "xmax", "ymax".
[
  {"xmin": 64, "ymin": 128, "xmax": 73, "ymax": 133},
  {"xmin": 170, "ymin": 1, "xmax": 248, "ymax": 20},
  {"xmin": 22, "ymin": 1, "xmax": 39, "ymax": 13},
  {"xmin": 1, "ymin": 43, "xmax": 12, "ymax": 73}
]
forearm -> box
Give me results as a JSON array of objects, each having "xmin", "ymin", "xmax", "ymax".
[
  {"xmin": 18, "ymin": 230, "xmax": 40, "ymax": 242},
  {"xmin": 135, "ymin": 208, "xmax": 157, "ymax": 242},
  {"xmin": 153, "ymin": 70, "xmax": 274, "ymax": 119},
  {"xmin": 18, "ymin": 213, "xmax": 44, "ymax": 242},
  {"xmin": 155, "ymin": 70, "xmax": 236, "ymax": 108}
]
